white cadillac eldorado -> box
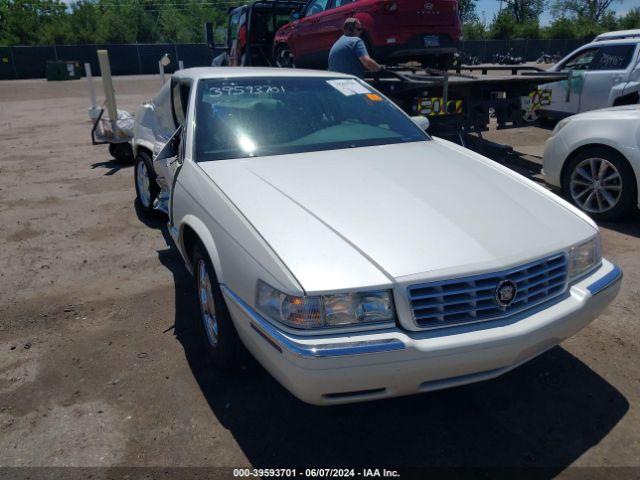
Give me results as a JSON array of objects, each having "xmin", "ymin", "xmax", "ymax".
[{"xmin": 131, "ymin": 67, "xmax": 622, "ymax": 405}]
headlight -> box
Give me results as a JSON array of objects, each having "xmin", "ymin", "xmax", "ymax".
[
  {"xmin": 552, "ymin": 118, "xmax": 570, "ymax": 136},
  {"xmin": 569, "ymin": 236, "xmax": 601, "ymax": 281},
  {"xmin": 256, "ymin": 280, "xmax": 395, "ymax": 330}
]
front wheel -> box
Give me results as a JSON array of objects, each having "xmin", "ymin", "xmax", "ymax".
[
  {"xmin": 109, "ymin": 143, "xmax": 133, "ymax": 163},
  {"xmin": 192, "ymin": 242, "xmax": 243, "ymax": 368},
  {"xmin": 274, "ymin": 45, "xmax": 295, "ymax": 68},
  {"xmin": 134, "ymin": 150, "xmax": 160, "ymax": 217},
  {"xmin": 561, "ymin": 146, "xmax": 637, "ymax": 221}
]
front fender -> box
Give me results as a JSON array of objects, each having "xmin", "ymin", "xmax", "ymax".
[
  {"xmin": 609, "ymin": 81, "xmax": 633, "ymax": 105},
  {"xmin": 622, "ymin": 81, "xmax": 640, "ymax": 98},
  {"xmin": 178, "ymin": 214, "xmax": 223, "ymax": 280}
]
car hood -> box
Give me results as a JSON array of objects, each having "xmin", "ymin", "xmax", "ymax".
[
  {"xmin": 199, "ymin": 139, "xmax": 596, "ymax": 294},
  {"xmin": 569, "ymin": 104, "xmax": 640, "ymax": 121}
]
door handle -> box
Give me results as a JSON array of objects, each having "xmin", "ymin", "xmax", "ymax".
[{"xmin": 311, "ymin": 18, "xmax": 320, "ymax": 23}]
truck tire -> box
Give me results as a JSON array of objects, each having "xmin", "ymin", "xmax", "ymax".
[
  {"xmin": 274, "ymin": 45, "xmax": 295, "ymax": 68},
  {"xmin": 192, "ymin": 241, "xmax": 244, "ymax": 369},
  {"xmin": 109, "ymin": 143, "xmax": 133, "ymax": 163},
  {"xmin": 423, "ymin": 53, "xmax": 454, "ymax": 71},
  {"xmin": 561, "ymin": 146, "xmax": 637, "ymax": 221}
]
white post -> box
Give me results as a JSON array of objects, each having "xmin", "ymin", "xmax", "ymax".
[
  {"xmin": 97, "ymin": 49, "xmax": 119, "ymax": 140},
  {"xmin": 159, "ymin": 61, "xmax": 165, "ymax": 84},
  {"xmin": 85, "ymin": 62, "xmax": 101, "ymax": 120},
  {"xmin": 178, "ymin": 60, "xmax": 184, "ymax": 70}
]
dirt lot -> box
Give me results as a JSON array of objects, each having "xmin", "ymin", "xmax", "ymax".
[{"xmin": 0, "ymin": 75, "xmax": 639, "ymax": 474}]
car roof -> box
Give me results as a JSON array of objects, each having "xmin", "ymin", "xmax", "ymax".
[
  {"xmin": 173, "ymin": 67, "xmax": 353, "ymax": 81},
  {"xmin": 594, "ymin": 29, "xmax": 640, "ymax": 41}
]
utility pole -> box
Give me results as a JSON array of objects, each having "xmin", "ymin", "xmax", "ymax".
[{"xmin": 497, "ymin": 0, "xmax": 504, "ymax": 13}]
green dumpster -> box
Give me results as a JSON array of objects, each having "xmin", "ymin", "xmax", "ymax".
[{"xmin": 46, "ymin": 60, "xmax": 82, "ymax": 81}]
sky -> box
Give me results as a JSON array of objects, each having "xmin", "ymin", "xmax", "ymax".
[{"xmin": 475, "ymin": 0, "xmax": 640, "ymax": 26}]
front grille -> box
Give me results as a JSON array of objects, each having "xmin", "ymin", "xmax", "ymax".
[{"xmin": 407, "ymin": 254, "xmax": 568, "ymax": 330}]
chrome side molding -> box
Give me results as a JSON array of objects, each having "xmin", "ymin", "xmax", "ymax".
[{"xmin": 587, "ymin": 264, "xmax": 623, "ymax": 296}]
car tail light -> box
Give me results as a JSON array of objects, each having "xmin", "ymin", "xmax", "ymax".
[{"xmin": 373, "ymin": 0, "xmax": 398, "ymax": 13}]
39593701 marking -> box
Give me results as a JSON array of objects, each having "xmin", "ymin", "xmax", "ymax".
[{"xmin": 233, "ymin": 468, "xmax": 298, "ymax": 477}]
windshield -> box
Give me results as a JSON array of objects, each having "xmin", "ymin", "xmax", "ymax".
[{"xmin": 194, "ymin": 77, "xmax": 429, "ymax": 161}]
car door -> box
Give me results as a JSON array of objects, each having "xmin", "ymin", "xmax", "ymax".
[
  {"xmin": 291, "ymin": 0, "xmax": 331, "ymax": 64},
  {"xmin": 153, "ymin": 78, "xmax": 190, "ymax": 217},
  {"xmin": 579, "ymin": 43, "xmax": 638, "ymax": 112},
  {"xmin": 542, "ymin": 47, "xmax": 599, "ymax": 117}
]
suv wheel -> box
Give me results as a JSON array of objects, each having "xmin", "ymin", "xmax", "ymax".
[
  {"xmin": 562, "ymin": 146, "xmax": 637, "ymax": 221},
  {"xmin": 275, "ymin": 45, "xmax": 295, "ymax": 68}
]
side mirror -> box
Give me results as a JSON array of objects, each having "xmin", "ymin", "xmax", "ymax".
[
  {"xmin": 290, "ymin": 10, "xmax": 301, "ymax": 20},
  {"xmin": 411, "ymin": 115, "xmax": 429, "ymax": 131}
]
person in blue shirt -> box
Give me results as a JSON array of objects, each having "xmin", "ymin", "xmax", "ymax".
[{"xmin": 328, "ymin": 18, "xmax": 381, "ymax": 78}]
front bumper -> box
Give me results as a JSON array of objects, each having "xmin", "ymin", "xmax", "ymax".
[
  {"xmin": 222, "ymin": 260, "xmax": 621, "ymax": 405},
  {"xmin": 542, "ymin": 133, "xmax": 569, "ymax": 188}
]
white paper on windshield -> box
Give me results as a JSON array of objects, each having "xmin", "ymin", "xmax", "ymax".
[{"xmin": 326, "ymin": 79, "xmax": 370, "ymax": 96}]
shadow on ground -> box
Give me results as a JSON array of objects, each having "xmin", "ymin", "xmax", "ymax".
[
  {"xmin": 150, "ymin": 225, "xmax": 628, "ymax": 470},
  {"xmin": 91, "ymin": 158, "xmax": 133, "ymax": 176}
]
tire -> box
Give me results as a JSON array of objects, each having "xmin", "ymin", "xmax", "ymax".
[
  {"xmin": 192, "ymin": 241, "xmax": 243, "ymax": 368},
  {"xmin": 561, "ymin": 146, "xmax": 637, "ymax": 221},
  {"xmin": 134, "ymin": 150, "xmax": 160, "ymax": 216},
  {"xmin": 274, "ymin": 45, "xmax": 295, "ymax": 68},
  {"xmin": 421, "ymin": 53, "xmax": 454, "ymax": 71},
  {"xmin": 109, "ymin": 143, "xmax": 133, "ymax": 163},
  {"xmin": 435, "ymin": 53, "xmax": 454, "ymax": 71}
]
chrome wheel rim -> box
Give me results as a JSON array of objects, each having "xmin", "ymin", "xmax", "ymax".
[
  {"xmin": 570, "ymin": 157, "xmax": 622, "ymax": 214},
  {"xmin": 136, "ymin": 161, "xmax": 151, "ymax": 207},
  {"xmin": 197, "ymin": 259, "xmax": 218, "ymax": 347}
]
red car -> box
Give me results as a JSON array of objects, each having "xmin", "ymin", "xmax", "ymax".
[{"xmin": 273, "ymin": 0, "xmax": 461, "ymax": 70}]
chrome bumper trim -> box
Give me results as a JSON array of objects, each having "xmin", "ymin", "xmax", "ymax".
[
  {"xmin": 220, "ymin": 285, "xmax": 406, "ymax": 358},
  {"xmin": 587, "ymin": 264, "xmax": 623, "ymax": 296}
]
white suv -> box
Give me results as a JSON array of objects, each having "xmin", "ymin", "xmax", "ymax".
[{"xmin": 540, "ymin": 30, "xmax": 640, "ymax": 120}]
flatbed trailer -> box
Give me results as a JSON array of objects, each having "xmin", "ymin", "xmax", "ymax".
[{"xmin": 364, "ymin": 66, "xmax": 567, "ymax": 139}]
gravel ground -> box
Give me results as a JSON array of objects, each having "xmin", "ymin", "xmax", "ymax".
[{"xmin": 0, "ymin": 75, "xmax": 638, "ymax": 474}]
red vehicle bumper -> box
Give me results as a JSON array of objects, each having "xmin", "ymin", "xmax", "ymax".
[{"xmin": 370, "ymin": 32, "xmax": 459, "ymax": 61}]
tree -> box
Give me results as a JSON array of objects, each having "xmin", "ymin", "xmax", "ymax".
[
  {"xmin": 458, "ymin": 0, "xmax": 479, "ymax": 23},
  {"xmin": 618, "ymin": 7, "xmax": 640, "ymax": 29},
  {"xmin": 489, "ymin": 10, "xmax": 518, "ymax": 39},
  {"xmin": 541, "ymin": 17, "xmax": 578, "ymax": 38},
  {"xmin": 503, "ymin": 0, "xmax": 545, "ymax": 23},
  {"xmin": 462, "ymin": 21, "xmax": 486, "ymax": 39},
  {"xmin": 68, "ymin": 1, "xmax": 100, "ymax": 44},
  {"xmin": 552, "ymin": 0, "xmax": 623, "ymax": 23}
]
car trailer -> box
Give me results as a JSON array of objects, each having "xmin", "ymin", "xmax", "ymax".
[
  {"xmin": 364, "ymin": 66, "xmax": 568, "ymax": 144},
  {"xmin": 88, "ymin": 49, "xmax": 134, "ymax": 163},
  {"xmin": 90, "ymin": 107, "xmax": 134, "ymax": 163}
]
